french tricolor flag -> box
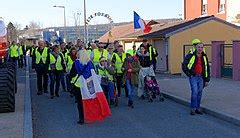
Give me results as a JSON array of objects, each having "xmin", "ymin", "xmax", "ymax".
[
  {"xmin": 76, "ymin": 60, "xmax": 111, "ymax": 123},
  {"xmin": 134, "ymin": 11, "xmax": 152, "ymax": 33}
]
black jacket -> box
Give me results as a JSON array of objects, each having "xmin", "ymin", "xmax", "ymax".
[
  {"xmin": 136, "ymin": 51, "xmax": 151, "ymax": 67},
  {"xmin": 182, "ymin": 51, "xmax": 210, "ymax": 82}
]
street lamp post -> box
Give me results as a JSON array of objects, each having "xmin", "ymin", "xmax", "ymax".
[
  {"xmin": 53, "ymin": 5, "xmax": 67, "ymax": 42},
  {"xmin": 83, "ymin": 0, "xmax": 87, "ymax": 44},
  {"xmin": 77, "ymin": 12, "xmax": 81, "ymax": 39}
]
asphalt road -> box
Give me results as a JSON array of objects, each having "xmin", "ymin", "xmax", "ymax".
[{"xmin": 30, "ymin": 71, "xmax": 240, "ymax": 138}]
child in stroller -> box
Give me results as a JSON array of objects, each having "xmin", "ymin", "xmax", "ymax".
[{"xmin": 144, "ymin": 75, "xmax": 164, "ymax": 102}]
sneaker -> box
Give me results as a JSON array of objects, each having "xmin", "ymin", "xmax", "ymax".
[
  {"xmin": 77, "ymin": 120, "xmax": 84, "ymax": 125},
  {"xmin": 148, "ymin": 98, "xmax": 153, "ymax": 102},
  {"xmin": 190, "ymin": 109, "xmax": 196, "ymax": 115},
  {"xmin": 55, "ymin": 93, "xmax": 60, "ymax": 97},
  {"xmin": 50, "ymin": 96, "xmax": 54, "ymax": 99},
  {"xmin": 109, "ymin": 99, "xmax": 115, "ymax": 105},
  {"xmin": 140, "ymin": 95, "xmax": 145, "ymax": 100},
  {"xmin": 44, "ymin": 91, "xmax": 48, "ymax": 93},
  {"xmin": 37, "ymin": 91, "xmax": 42, "ymax": 95},
  {"xmin": 195, "ymin": 109, "xmax": 203, "ymax": 115}
]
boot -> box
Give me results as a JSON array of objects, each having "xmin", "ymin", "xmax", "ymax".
[{"xmin": 128, "ymin": 100, "xmax": 134, "ymax": 108}]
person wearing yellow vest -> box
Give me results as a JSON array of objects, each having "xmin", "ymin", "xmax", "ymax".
[
  {"xmin": 90, "ymin": 42, "xmax": 108, "ymax": 66},
  {"xmin": 49, "ymin": 45, "xmax": 66, "ymax": 99},
  {"xmin": 111, "ymin": 45, "xmax": 128, "ymax": 97},
  {"xmin": 149, "ymin": 44, "xmax": 158, "ymax": 73},
  {"xmin": 17, "ymin": 44, "xmax": 24, "ymax": 68},
  {"xmin": 86, "ymin": 42, "xmax": 97, "ymax": 57},
  {"xmin": 9, "ymin": 41, "xmax": 19, "ymax": 64},
  {"xmin": 95, "ymin": 57, "xmax": 115, "ymax": 105},
  {"xmin": 33, "ymin": 40, "xmax": 50, "ymax": 95},
  {"xmin": 182, "ymin": 39, "xmax": 210, "ymax": 115},
  {"xmin": 66, "ymin": 47, "xmax": 77, "ymax": 95},
  {"xmin": 30, "ymin": 45, "xmax": 36, "ymax": 69},
  {"xmin": 20, "ymin": 41, "xmax": 27, "ymax": 67},
  {"xmin": 126, "ymin": 45, "xmax": 137, "ymax": 57},
  {"xmin": 60, "ymin": 42, "xmax": 69, "ymax": 92}
]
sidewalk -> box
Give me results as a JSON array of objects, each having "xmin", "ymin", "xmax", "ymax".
[
  {"xmin": 0, "ymin": 61, "xmax": 32, "ymax": 138},
  {"xmin": 156, "ymin": 73, "xmax": 240, "ymax": 126}
]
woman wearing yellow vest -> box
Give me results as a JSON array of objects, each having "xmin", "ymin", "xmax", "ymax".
[
  {"xmin": 48, "ymin": 45, "xmax": 66, "ymax": 99},
  {"xmin": 111, "ymin": 45, "xmax": 128, "ymax": 97},
  {"xmin": 95, "ymin": 57, "xmax": 115, "ymax": 105},
  {"xmin": 66, "ymin": 47, "xmax": 77, "ymax": 95}
]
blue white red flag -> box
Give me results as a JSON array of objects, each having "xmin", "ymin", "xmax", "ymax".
[{"xmin": 134, "ymin": 11, "xmax": 152, "ymax": 33}]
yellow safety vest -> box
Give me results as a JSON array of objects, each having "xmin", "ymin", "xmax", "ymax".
[
  {"xmin": 66, "ymin": 55, "xmax": 74, "ymax": 71},
  {"xmin": 48, "ymin": 53, "xmax": 64, "ymax": 70},
  {"xmin": 71, "ymin": 60, "xmax": 81, "ymax": 88},
  {"xmin": 30, "ymin": 47, "xmax": 35, "ymax": 56},
  {"xmin": 187, "ymin": 54, "xmax": 209, "ymax": 78},
  {"xmin": 92, "ymin": 49, "xmax": 108, "ymax": 65},
  {"xmin": 61, "ymin": 49, "xmax": 69, "ymax": 61},
  {"xmin": 10, "ymin": 45, "xmax": 19, "ymax": 58},
  {"xmin": 71, "ymin": 74, "xmax": 81, "ymax": 88},
  {"xmin": 96, "ymin": 65, "xmax": 113, "ymax": 81},
  {"xmin": 114, "ymin": 53, "xmax": 126, "ymax": 74},
  {"xmin": 149, "ymin": 46, "xmax": 157, "ymax": 61},
  {"xmin": 19, "ymin": 46, "xmax": 23, "ymax": 56},
  {"xmin": 87, "ymin": 49, "xmax": 92, "ymax": 57},
  {"xmin": 35, "ymin": 47, "xmax": 48, "ymax": 64}
]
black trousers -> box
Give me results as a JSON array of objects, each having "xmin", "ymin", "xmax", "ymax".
[
  {"xmin": 23, "ymin": 55, "xmax": 27, "ymax": 66},
  {"xmin": 116, "ymin": 74, "xmax": 128, "ymax": 97},
  {"xmin": 35, "ymin": 64, "xmax": 48, "ymax": 92},
  {"xmin": 152, "ymin": 61, "xmax": 157, "ymax": 73},
  {"xmin": 18, "ymin": 55, "xmax": 23, "ymax": 68},
  {"xmin": 49, "ymin": 71, "xmax": 62, "ymax": 96},
  {"xmin": 72, "ymin": 86, "xmax": 84, "ymax": 121},
  {"xmin": 10, "ymin": 57, "xmax": 18, "ymax": 64}
]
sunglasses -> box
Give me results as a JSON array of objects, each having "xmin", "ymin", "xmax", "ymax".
[{"xmin": 101, "ymin": 60, "xmax": 107, "ymax": 62}]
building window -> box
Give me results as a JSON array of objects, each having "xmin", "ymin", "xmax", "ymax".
[
  {"xmin": 202, "ymin": 0, "xmax": 207, "ymax": 15},
  {"xmin": 219, "ymin": 0, "xmax": 225, "ymax": 13}
]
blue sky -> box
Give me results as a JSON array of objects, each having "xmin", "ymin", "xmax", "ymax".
[{"xmin": 1, "ymin": 0, "xmax": 183, "ymax": 28}]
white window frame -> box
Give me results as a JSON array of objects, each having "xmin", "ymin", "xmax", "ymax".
[
  {"xmin": 202, "ymin": 4, "xmax": 207, "ymax": 15},
  {"xmin": 218, "ymin": 0, "xmax": 225, "ymax": 13}
]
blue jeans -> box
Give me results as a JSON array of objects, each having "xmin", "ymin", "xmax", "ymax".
[
  {"xmin": 66, "ymin": 74, "xmax": 71, "ymax": 92},
  {"xmin": 189, "ymin": 76, "xmax": 204, "ymax": 109},
  {"xmin": 101, "ymin": 82, "xmax": 114, "ymax": 100},
  {"xmin": 60, "ymin": 72, "xmax": 66, "ymax": 90},
  {"xmin": 126, "ymin": 79, "xmax": 135, "ymax": 102},
  {"xmin": 49, "ymin": 71, "xmax": 61, "ymax": 96}
]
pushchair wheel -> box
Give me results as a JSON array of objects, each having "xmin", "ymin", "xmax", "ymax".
[
  {"xmin": 159, "ymin": 97, "xmax": 164, "ymax": 102},
  {"xmin": 148, "ymin": 98, "xmax": 153, "ymax": 102}
]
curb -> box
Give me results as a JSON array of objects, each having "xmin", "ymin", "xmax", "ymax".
[
  {"xmin": 161, "ymin": 90, "xmax": 240, "ymax": 126},
  {"xmin": 24, "ymin": 57, "xmax": 33, "ymax": 138}
]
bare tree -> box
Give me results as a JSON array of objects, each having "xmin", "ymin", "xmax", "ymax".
[
  {"xmin": 7, "ymin": 22, "xmax": 17, "ymax": 42},
  {"xmin": 27, "ymin": 21, "xmax": 41, "ymax": 37},
  {"xmin": 73, "ymin": 11, "xmax": 81, "ymax": 39}
]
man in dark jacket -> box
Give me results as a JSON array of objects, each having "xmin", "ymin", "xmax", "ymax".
[{"xmin": 182, "ymin": 39, "xmax": 210, "ymax": 115}]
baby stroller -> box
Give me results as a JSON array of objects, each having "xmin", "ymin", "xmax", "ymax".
[{"xmin": 144, "ymin": 75, "xmax": 164, "ymax": 102}]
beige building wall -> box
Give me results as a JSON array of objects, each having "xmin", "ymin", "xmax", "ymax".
[{"xmin": 168, "ymin": 20, "xmax": 240, "ymax": 74}]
